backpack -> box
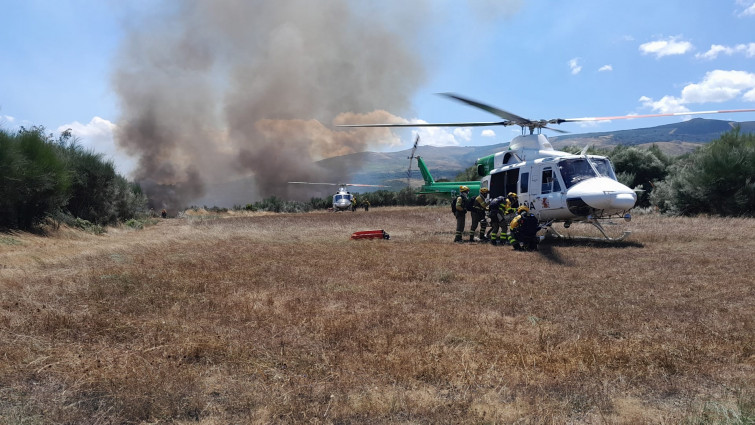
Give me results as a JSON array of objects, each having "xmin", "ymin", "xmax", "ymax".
[
  {"xmin": 465, "ymin": 195, "xmax": 478, "ymax": 212},
  {"xmin": 451, "ymin": 196, "xmax": 461, "ymax": 214},
  {"xmin": 488, "ymin": 196, "xmax": 505, "ymax": 212},
  {"xmin": 518, "ymin": 213, "xmax": 540, "ymax": 237}
]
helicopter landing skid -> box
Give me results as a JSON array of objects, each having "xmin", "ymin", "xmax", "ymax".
[{"xmin": 544, "ymin": 221, "xmax": 631, "ymax": 242}]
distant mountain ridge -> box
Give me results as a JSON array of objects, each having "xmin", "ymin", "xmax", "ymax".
[
  {"xmin": 324, "ymin": 118, "xmax": 755, "ymax": 186},
  {"xmin": 551, "ymin": 117, "xmax": 755, "ymax": 148}
]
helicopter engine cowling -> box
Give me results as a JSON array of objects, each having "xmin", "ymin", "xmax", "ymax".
[{"xmin": 565, "ymin": 177, "xmax": 637, "ymax": 216}]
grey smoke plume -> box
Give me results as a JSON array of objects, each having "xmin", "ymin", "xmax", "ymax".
[{"xmin": 113, "ymin": 0, "xmax": 426, "ymax": 208}]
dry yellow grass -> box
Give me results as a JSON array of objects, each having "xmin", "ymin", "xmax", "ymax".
[{"xmin": 1, "ymin": 207, "xmax": 753, "ymax": 424}]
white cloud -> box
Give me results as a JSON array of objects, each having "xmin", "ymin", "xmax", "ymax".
[
  {"xmin": 409, "ymin": 123, "xmax": 459, "ymax": 147},
  {"xmin": 639, "ymin": 36, "xmax": 693, "ymax": 58},
  {"xmin": 598, "ymin": 64, "xmax": 613, "ymax": 72},
  {"xmin": 58, "ymin": 117, "xmax": 137, "ymax": 177},
  {"xmin": 639, "ymin": 70, "xmax": 755, "ymax": 112},
  {"xmin": 568, "ymin": 58, "xmax": 582, "ymax": 75},
  {"xmin": 737, "ymin": 0, "xmax": 755, "ymax": 16},
  {"xmin": 408, "ymin": 119, "xmax": 480, "ymax": 147},
  {"xmin": 639, "ymin": 95, "xmax": 690, "ymax": 114},
  {"xmin": 453, "ymin": 127, "xmax": 472, "ymax": 142},
  {"xmin": 696, "ymin": 43, "xmax": 755, "ymax": 60},
  {"xmin": 481, "ymin": 129, "xmax": 496, "ymax": 137},
  {"xmin": 681, "ymin": 70, "xmax": 755, "ymax": 103},
  {"xmin": 1, "ymin": 115, "xmax": 15, "ymax": 124}
]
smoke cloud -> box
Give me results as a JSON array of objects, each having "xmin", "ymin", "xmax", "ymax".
[{"xmin": 113, "ymin": 0, "xmax": 426, "ymax": 208}]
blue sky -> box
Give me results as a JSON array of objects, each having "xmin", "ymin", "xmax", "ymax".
[{"xmin": 2, "ymin": 0, "xmax": 755, "ymax": 178}]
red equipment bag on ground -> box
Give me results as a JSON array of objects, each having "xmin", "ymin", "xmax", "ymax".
[{"xmin": 350, "ymin": 230, "xmax": 390, "ymax": 240}]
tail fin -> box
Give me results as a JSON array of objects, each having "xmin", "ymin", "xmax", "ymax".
[
  {"xmin": 416, "ymin": 156, "xmax": 435, "ymax": 184},
  {"xmin": 417, "ymin": 156, "xmax": 435, "ymax": 184}
]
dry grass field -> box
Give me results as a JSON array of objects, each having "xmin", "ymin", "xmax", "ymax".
[{"xmin": 1, "ymin": 207, "xmax": 753, "ymax": 424}]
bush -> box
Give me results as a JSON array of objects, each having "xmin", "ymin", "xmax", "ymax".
[
  {"xmin": 609, "ymin": 145, "xmax": 668, "ymax": 207},
  {"xmin": 0, "ymin": 126, "xmax": 148, "ymax": 231},
  {"xmin": 0, "ymin": 126, "xmax": 70, "ymax": 229},
  {"xmin": 651, "ymin": 128, "xmax": 755, "ymax": 216}
]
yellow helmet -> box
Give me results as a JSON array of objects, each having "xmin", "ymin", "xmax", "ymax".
[
  {"xmin": 480, "ymin": 187, "xmax": 489, "ymax": 194},
  {"xmin": 517, "ymin": 205, "xmax": 529, "ymax": 214},
  {"xmin": 459, "ymin": 185, "xmax": 470, "ymax": 193},
  {"xmin": 508, "ymin": 192, "xmax": 518, "ymax": 198}
]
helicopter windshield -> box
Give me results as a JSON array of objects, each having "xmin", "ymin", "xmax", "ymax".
[
  {"xmin": 558, "ymin": 158, "xmax": 617, "ymax": 189},
  {"xmin": 334, "ymin": 194, "xmax": 351, "ymax": 202}
]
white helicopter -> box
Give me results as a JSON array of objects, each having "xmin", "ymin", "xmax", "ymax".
[
  {"xmin": 287, "ymin": 182, "xmax": 387, "ymax": 211},
  {"xmin": 340, "ymin": 93, "xmax": 755, "ymax": 239}
]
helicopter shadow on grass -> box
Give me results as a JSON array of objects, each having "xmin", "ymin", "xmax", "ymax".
[{"xmin": 533, "ymin": 237, "xmax": 644, "ymax": 266}]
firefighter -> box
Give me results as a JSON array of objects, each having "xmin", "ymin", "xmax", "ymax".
[
  {"xmin": 507, "ymin": 192, "xmax": 519, "ymax": 209},
  {"xmin": 363, "ymin": 200, "xmax": 370, "ymax": 211},
  {"xmin": 453, "ymin": 186, "xmax": 470, "ymax": 243},
  {"xmin": 351, "ymin": 196, "xmax": 357, "ymax": 212},
  {"xmin": 509, "ymin": 205, "xmax": 541, "ymax": 251},
  {"xmin": 469, "ymin": 187, "xmax": 490, "ymax": 242},
  {"xmin": 485, "ymin": 195, "xmax": 507, "ymax": 245}
]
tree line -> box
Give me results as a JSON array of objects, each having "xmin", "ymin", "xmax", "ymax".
[{"xmin": 0, "ymin": 126, "xmax": 147, "ymax": 231}]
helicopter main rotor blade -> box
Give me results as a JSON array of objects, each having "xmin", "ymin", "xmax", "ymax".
[
  {"xmin": 288, "ymin": 182, "xmax": 339, "ymax": 186},
  {"xmin": 560, "ymin": 108, "xmax": 755, "ymax": 123},
  {"xmin": 288, "ymin": 182, "xmax": 387, "ymax": 187},
  {"xmin": 337, "ymin": 121, "xmax": 506, "ymax": 128},
  {"xmin": 543, "ymin": 126, "xmax": 569, "ymax": 134},
  {"xmin": 439, "ymin": 92, "xmax": 530, "ymax": 124}
]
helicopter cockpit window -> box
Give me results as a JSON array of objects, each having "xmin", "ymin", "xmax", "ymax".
[
  {"xmin": 335, "ymin": 194, "xmax": 350, "ymax": 202},
  {"xmin": 558, "ymin": 158, "xmax": 617, "ymax": 189},
  {"xmin": 541, "ymin": 168, "xmax": 561, "ymax": 194},
  {"xmin": 592, "ymin": 158, "xmax": 617, "ymax": 180}
]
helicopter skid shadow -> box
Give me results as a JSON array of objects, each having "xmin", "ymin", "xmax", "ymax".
[
  {"xmin": 534, "ymin": 237, "xmax": 643, "ymax": 266},
  {"xmin": 543, "ymin": 237, "xmax": 644, "ymax": 249}
]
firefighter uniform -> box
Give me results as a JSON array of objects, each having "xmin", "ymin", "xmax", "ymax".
[
  {"xmin": 507, "ymin": 192, "xmax": 519, "ymax": 210},
  {"xmin": 509, "ymin": 205, "xmax": 541, "ymax": 251},
  {"xmin": 469, "ymin": 188, "xmax": 490, "ymax": 242},
  {"xmin": 453, "ymin": 186, "xmax": 470, "ymax": 243},
  {"xmin": 485, "ymin": 196, "xmax": 509, "ymax": 245}
]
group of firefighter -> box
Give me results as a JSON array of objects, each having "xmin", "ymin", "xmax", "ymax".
[{"xmin": 453, "ymin": 185, "xmax": 542, "ymax": 251}]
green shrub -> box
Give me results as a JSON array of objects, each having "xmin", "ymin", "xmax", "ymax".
[
  {"xmin": 0, "ymin": 126, "xmax": 70, "ymax": 229},
  {"xmin": 0, "ymin": 126, "xmax": 147, "ymax": 231},
  {"xmin": 651, "ymin": 128, "xmax": 755, "ymax": 216}
]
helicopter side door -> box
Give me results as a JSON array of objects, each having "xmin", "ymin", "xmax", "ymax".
[
  {"xmin": 517, "ymin": 167, "xmax": 532, "ymax": 213},
  {"xmin": 536, "ymin": 165, "xmax": 569, "ymax": 220}
]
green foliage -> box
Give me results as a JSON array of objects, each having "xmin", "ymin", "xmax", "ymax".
[
  {"xmin": 0, "ymin": 126, "xmax": 70, "ymax": 229},
  {"xmin": 124, "ymin": 217, "xmax": 159, "ymax": 230},
  {"xmin": 453, "ymin": 165, "xmax": 481, "ymax": 182},
  {"xmin": 609, "ymin": 145, "xmax": 669, "ymax": 207},
  {"xmin": 0, "ymin": 126, "xmax": 148, "ymax": 231},
  {"xmin": 651, "ymin": 128, "xmax": 755, "ymax": 216}
]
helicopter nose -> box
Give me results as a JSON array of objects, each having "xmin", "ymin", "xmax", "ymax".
[
  {"xmin": 567, "ymin": 177, "xmax": 637, "ymax": 211},
  {"xmin": 610, "ymin": 192, "xmax": 638, "ymax": 210}
]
